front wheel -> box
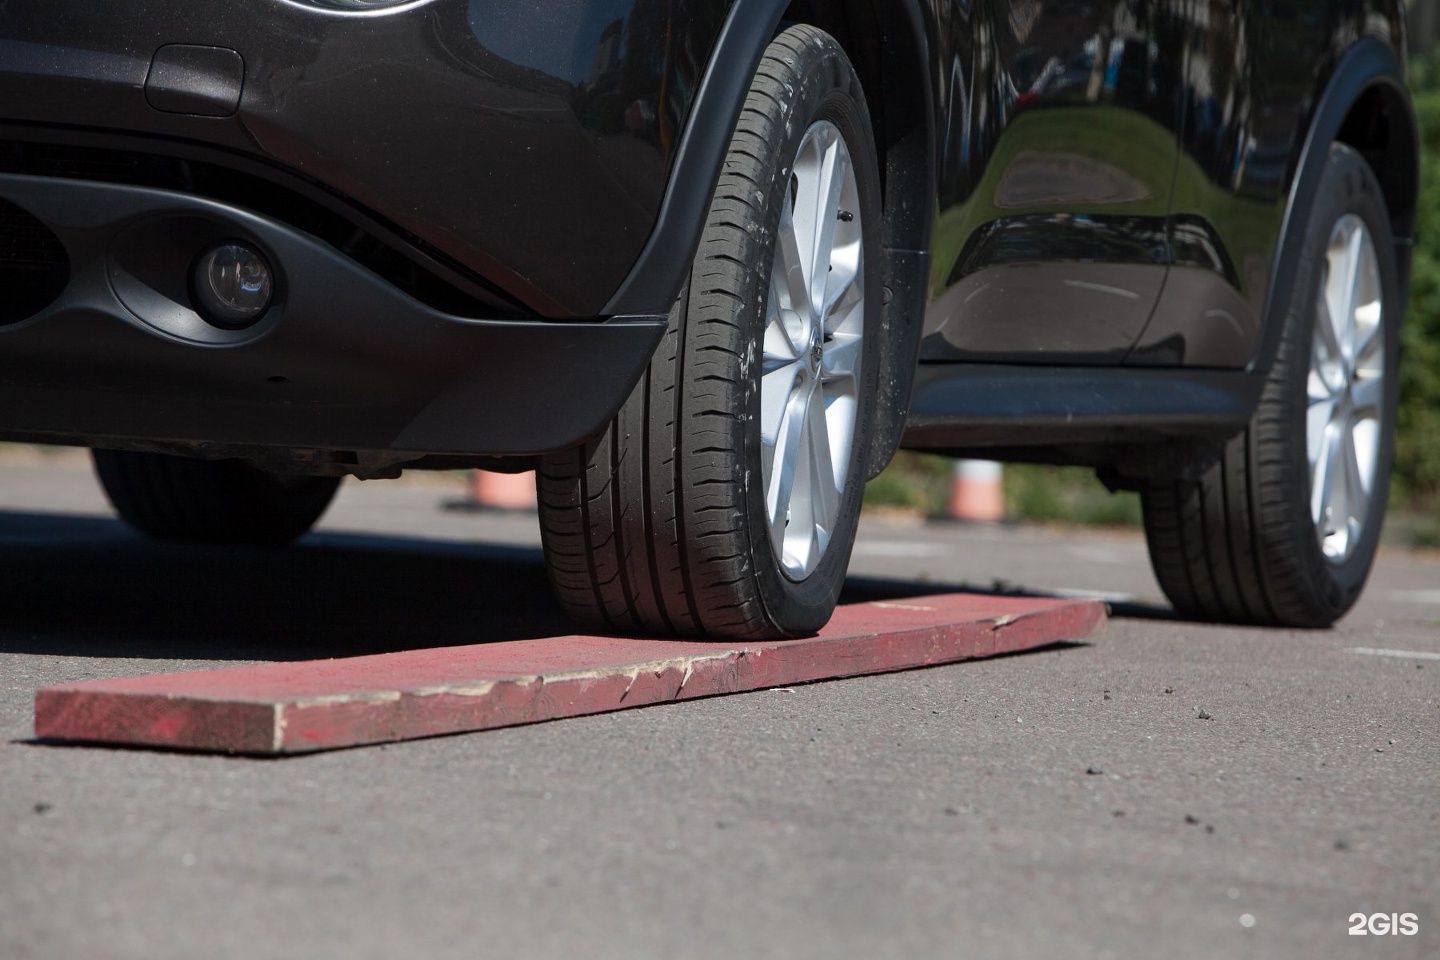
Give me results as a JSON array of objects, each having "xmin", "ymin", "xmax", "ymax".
[
  {"xmin": 539, "ymin": 25, "xmax": 882, "ymax": 640},
  {"xmin": 1141, "ymin": 143, "xmax": 1400, "ymax": 627}
]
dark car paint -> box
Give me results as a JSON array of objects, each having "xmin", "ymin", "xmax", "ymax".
[
  {"xmin": 0, "ymin": 0, "xmax": 730, "ymax": 318},
  {"xmin": 1132, "ymin": 2, "xmax": 1412, "ymax": 371},
  {"xmin": 919, "ymin": 1, "xmax": 1410, "ymax": 370},
  {"xmin": 0, "ymin": 0, "xmax": 1418, "ymax": 471},
  {"xmin": 922, "ymin": 0, "xmax": 1183, "ymax": 363}
]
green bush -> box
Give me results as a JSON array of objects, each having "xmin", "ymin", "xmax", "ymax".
[
  {"xmin": 1397, "ymin": 48, "xmax": 1440, "ymax": 515},
  {"xmin": 863, "ymin": 453, "xmax": 1141, "ymax": 527},
  {"xmin": 1003, "ymin": 464, "xmax": 1141, "ymax": 527},
  {"xmin": 861, "ymin": 450, "xmax": 951, "ymax": 515}
]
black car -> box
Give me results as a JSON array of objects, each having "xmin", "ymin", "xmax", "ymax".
[{"xmin": 0, "ymin": 1, "xmax": 1417, "ymax": 639}]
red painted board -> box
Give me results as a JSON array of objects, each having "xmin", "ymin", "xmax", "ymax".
[{"xmin": 34, "ymin": 593, "xmax": 1104, "ymax": 755}]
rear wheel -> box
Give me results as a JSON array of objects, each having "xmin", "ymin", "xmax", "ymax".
[
  {"xmin": 93, "ymin": 449, "xmax": 340, "ymax": 546},
  {"xmin": 538, "ymin": 25, "xmax": 882, "ymax": 639},
  {"xmin": 1141, "ymin": 144, "xmax": 1400, "ymax": 627}
]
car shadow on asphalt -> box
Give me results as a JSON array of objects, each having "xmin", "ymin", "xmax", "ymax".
[
  {"xmin": 840, "ymin": 575, "xmax": 1178, "ymax": 623},
  {"xmin": 0, "ymin": 510, "xmax": 573, "ymax": 661},
  {"xmin": 0, "ymin": 510, "xmax": 1172, "ymax": 663}
]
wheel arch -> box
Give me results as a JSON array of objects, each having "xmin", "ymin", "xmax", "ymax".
[
  {"xmin": 603, "ymin": 0, "xmax": 936, "ymax": 477},
  {"xmin": 1252, "ymin": 36, "xmax": 1418, "ymax": 377}
]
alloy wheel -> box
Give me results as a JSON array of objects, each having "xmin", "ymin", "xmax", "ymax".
[
  {"xmin": 760, "ymin": 120, "xmax": 865, "ymax": 580},
  {"xmin": 1307, "ymin": 213, "xmax": 1385, "ymax": 564}
]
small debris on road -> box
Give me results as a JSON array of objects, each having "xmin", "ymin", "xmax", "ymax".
[
  {"xmin": 32, "ymin": 802, "xmax": 51, "ymax": 815},
  {"xmin": 1197, "ymin": 709, "xmax": 1213, "ymax": 720},
  {"xmin": 1085, "ymin": 765, "xmax": 1104, "ymax": 775},
  {"xmin": 1185, "ymin": 814, "xmax": 1200, "ymax": 825},
  {"xmin": 1334, "ymin": 837, "xmax": 1350, "ymax": 850},
  {"xmin": 1163, "ymin": 686, "xmax": 1174, "ymax": 694}
]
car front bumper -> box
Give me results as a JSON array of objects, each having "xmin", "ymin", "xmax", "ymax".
[{"xmin": 0, "ymin": 174, "xmax": 666, "ymax": 463}]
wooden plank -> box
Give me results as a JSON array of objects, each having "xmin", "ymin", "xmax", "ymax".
[{"xmin": 34, "ymin": 593, "xmax": 1105, "ymax": 755}]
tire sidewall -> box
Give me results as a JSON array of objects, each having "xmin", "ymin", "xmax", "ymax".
[{"xmin": 738, "ymin": 34, "xmax": 883, "ymax": 634}]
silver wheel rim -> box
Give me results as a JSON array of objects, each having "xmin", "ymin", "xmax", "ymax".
[
  {"xmin": 760, "ymin": 119, "xmax": 865, "ymax": 581},
  {"xmin": 1307, "ymin": 213, "xmax": 1385, "ymax": 565}
]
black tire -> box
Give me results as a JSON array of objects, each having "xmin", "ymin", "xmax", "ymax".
[
  {"xmin": 538, "ymin": 25, "xmax": 882, "ymax": 640},
  {"xmin": 92, "ymin": 449, "xmax": 340, "ymax": 546},
  {"xmin": 1141, "ymin": 143, "xmax": 1401, "ymax": 627}
]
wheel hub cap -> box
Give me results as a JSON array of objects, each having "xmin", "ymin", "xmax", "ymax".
[
  {"xmin": 760, "ymin": 120, "xmax": 864, "ymax": 580},
  {"xmin": 1307, "ymin": 213, "xmax": 1385, "ymax": 565}
]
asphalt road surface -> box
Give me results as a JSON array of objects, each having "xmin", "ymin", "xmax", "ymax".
[{"xmin": 1, "ymin": 458, "xmax": 1436, "ymax": 959}]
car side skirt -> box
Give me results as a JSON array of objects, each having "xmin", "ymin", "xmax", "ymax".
[{"xmin": 900, "ymin": 362, "xmax": 1264, "ymax": 476}]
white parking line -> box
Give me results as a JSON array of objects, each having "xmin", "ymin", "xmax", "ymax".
[
  {"xmin": 1046, "ymin": 587, "xmax": 1145, "ymax": 605},
  {"xmin": 851, "ymin": 541, "xmax": 949, "ymax": 558},
  {"xmin": 1348, "ymin": 647, "xmax": 1440, "ymax": 661},
  {"xmin": 1380, "ymin": 589, "xmax": 1440, "ymax": 605}
]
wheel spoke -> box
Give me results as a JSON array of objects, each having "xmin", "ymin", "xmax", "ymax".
[
  {"xmin": 822, "ymin": 237, "xmax": 861, "ymax": 323},
  {"xmin": 809, "ymin": 137, "xmax": 847, "ymax": 317},
  {"xmin": 1351, "ymin": 234, "xmax": 1384, "ymax": 373},
  {"xmin": 1311, "ymin": 419, "xmax": 1338, "ymax": 529},
  {"xmin": 1306, "ymin": 395, "xmax": 1335, "ymax": 470},
  {"xmin": 1342, "ymin": 425, "xmax": 1369, "ymax": 530},
  {"xmin": 1336, "ymin": 226, "xmax": 1363, "ymax": 364},
  {"xmin": 1350, "ymin": 374, "xmax": 1383, "ymax": 417},
  {"xmin": 786, "ymin": 388, "xmax": 817, "ymax": 574},
  {"xmin": 825, "ymin": 275, "xmax": 864, "ymax": 337},
  {"xmin": 806, "ymin": 385, "xmax": 839, "ymax": 529},
  {"xmin": 821, "ymin": 332, "xmax": 862, "ymax": 380},
  {"xmin": 1312, "ymin": 293, "xmax": 1343, "ymax": 375},
  {"xmin": 775, "ymin": 191, "xmax": 815, "ymax": 329},
  {"xmin": 761, "ymin": 361, "xmax": 803, "ymax": 448},
  {"xmin": 1353, "ymin": 299, "xmax": 1384, "ymax": 370},
  {"xmin": 767, "ymin": 379, "xmax": 811, "ymax": 528},
  {"xmin": 1307, "ymin": 366, "xmax": 1334, "ymax": 405},
  {"xmin": 763, "ymin": 280, "xmax": 803, "ymax": 367}
]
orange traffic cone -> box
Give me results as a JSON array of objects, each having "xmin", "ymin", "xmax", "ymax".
[
  {"xmin": 947, "ymin": 459, "xmax": 1004, "ymax": 523},
  {"xmin": 464, "ymin": 469, "xmax": 537, "ymax": 510}
]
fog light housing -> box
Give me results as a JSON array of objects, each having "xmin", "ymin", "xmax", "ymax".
[{"xmin": 191, "ymin": 242, "xmax": 273, "ymax": 328}]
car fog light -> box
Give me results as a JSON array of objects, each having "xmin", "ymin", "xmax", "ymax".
[{"xmin": 192, "ymin": 242, "xmax": 273, "ymax": 328}]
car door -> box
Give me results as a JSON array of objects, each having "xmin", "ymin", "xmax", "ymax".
[
  {"xmin": 923, "ymin": 0, "xmax": 1187, "ymax": 363},
  {"xmin": 1129, "ymin": 1, "xmax": 1366, "ymax": 368}
]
